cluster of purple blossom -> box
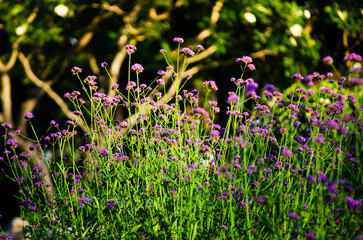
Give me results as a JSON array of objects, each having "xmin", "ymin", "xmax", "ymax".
[{"xmin": 1, "ymin": 39, "xmax": 362, "ymax": 239}]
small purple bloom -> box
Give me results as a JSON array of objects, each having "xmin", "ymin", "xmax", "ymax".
[
  {"xmin": 265, "ymin": 84, "xmax": 275, "ymax": 92},
  {"xmin": 173, "ymin": 37, "xmax": 184, "ymax": 43},
  {"xmin": 287, "ymin": 213, "xmax": 299, "ymax": 220},
  {"xmin": 236, "ymin": 56, "xmax": 253, "ymax": 64},
  {"xmin": 24, "ymin": 112, "xmax": 34, "ymax": 120},
  {"xmin": 1, "ymin": 123, "xmax": 12, "ymax": 129},
  {"xmin": 196, "ymin": 45, "xmax": 204, "ymax": 51},
  {"xmin": 246, "ymin": 82, "xmax": 259, "ymax": 96},
  {"xmin": 131, "ymin": 63, "xmax": 144, "ymax": 73},
  {"xmin": 228, "ymin": 93, "xmax": 239, "ymax": 103},
  {"xmin": 179, "ymin": 47, "xmax": 195, "ymax": 56},
  {"xmin": 71, "ymin": 66, "xmax": 82, "ymax": 75},
  {"xmin": 291, "ymin": 73, "xmax": 304, "ymax": 80},
  {"xmin": 305, "ymin": 232, "xmax": 316, "ymax": 240},
  {"xmin": 101, "ymin": 62, "xmax": 108, "ymax": 68},
  {"xmin": 323, "ymin": 56, "xmax": 334, "ymax": 65},
  {"xmin": 344, "ymin": 52, "xmax": 362, "ymax": 62},
  {"xmin": 125, "ymin": 45, "xmax": 137, "ymax": 54}
]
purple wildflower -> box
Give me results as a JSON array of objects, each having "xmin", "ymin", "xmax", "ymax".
[
  {"xmin": 173, "ymin": 37, "xmax": 184, "ymax": 43},
  {"xmin": 1, "ymin": 123, "xmax": 12, "ymax": 129},
  {"xmin": 196, "ymin": 45, "xmax": 204, "ymax": 51},
  {"xmin": 291, "ymin": 73, "xmax": 304, "ymax": 80},
  {"xmin": 131, "ymin": 63, "xmax": 144, "ymax": 73},
  {"xmin": 344, "ymin": 52, "xmax": 362, "ymax": 62},
  {"xmin": 287, "ymin": 213, "xmax": 299, "ymax": 220},
  {"xmin": 71, "ymin": 66, "xmax": 82, "ymax": 75},
  {"xmin": 101, "ymin": 62, "xmax": 108, "ymax": 68},
  {"xmin": 265, "ymin": 84, "xmax": 275, "ymax": 92},
  {"xmin": 305, "ymin": 232, "xmax": 316, "ymax": 240},
  {"xmin": 236, "ymin": 56, "xmax": 253, "ymax": 64},
  {"xmin": 246, "ymin": 82, "xmax": 259, "ymax": 96},
  {"xmin": 323, "ymin": 56, "xmax": 334, "ymax": 65},
  {"xmin": 179, "ymin": 47, "xmax": 195, "ymax": 56},
  {"xmin": 24, "ymin": 112, "xmax": 34, "ymax": 120},
  {"xmin": 125, "ymin": 45, "xmax": 137, "ymax": 54},
  {"xmin": 227, "ymin": 93, "xmax": 239, "ymax": 103}
]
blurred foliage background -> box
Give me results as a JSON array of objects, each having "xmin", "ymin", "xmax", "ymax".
[{"xmin": 0, "ymin": 0, "xmax": 362, "ymax": 229}]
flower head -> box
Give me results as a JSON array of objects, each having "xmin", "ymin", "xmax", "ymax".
[
  {"xmin": 344, "ymin": 52, "xmax": 362, "ymax": 62},
  {"xmin": 173, "ymin": 37, "xmax": 184, "ymax": 43},
  {"xmin": 196, "ymin": 45, "xmax": 204, "ymax": 51},
  {"xmin": 287, "ymin": 213, "xmax": 299, "ymax": 220},
  {"xmin": 291, "ymin": 73, "xmax": 304, "ymax": 80},
  {"xmin": 131, "ymin": 63, "xmax": 144, "ymax": 73},
  {"xmin": 71, "ymin": 66, "xmax": 82, "ymax": 75},
  {"xmin": 246, "ymin": 82, "xmax": 259, "ymax": 96},
  {"xmin": 101, "ymin": 62, "xmax": 108, "ymax": 68},
  {"xmin": 125, "ymin": 45, "xmax": 137, "ymax": 54},
  {"xmin": 24, "ymin": 112, "xmax": 34, "ymax": 120},
  {"xmin": 323, "ymin": 56, "xmax": 334, "ymax": 65},
  {"xmin": 179, "ymin": 47, "xmax": 195, "ymax": 57},
  {"xmin": 228, "ymin": 93, "xmax": 239, "ymax": 103},
  {"xmin": 236, "ymin": 56, "xmax": 253, "ymax": 64},
  {"xmin": 305, "ymin": 232, "xmax": 316, "ymax": 240}
]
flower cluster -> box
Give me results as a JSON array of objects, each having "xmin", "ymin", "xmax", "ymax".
[{"xmin": 1, "ymin": 38, "xmax": 362, "ymax": 239}]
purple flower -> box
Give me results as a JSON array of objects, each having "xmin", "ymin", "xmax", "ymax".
[
  {"xmin": 71, "ymin": 66, "xmax": 82, "ymax": 75},
  {"xmin": 228, "ymin": 93, "xmax": 239, "ymax": 103},
  {"xmin": 291, "ymin": 73, "xmax": 304, "ymax": 80},
  {"xmin": 323, "ymin": 56, "xmax": 334, "ymax": 65},
  {"xmin": 312, "ymin": 136, "xmax": 324, "ymax": 144},
  {"xmin": 246, "ymin": 82, "xmax": 259, "ymax": 96},
  {"xmin": 196, "ymin": 45, "xmax": 204, "ymax": 51},
  {"xmin": 220, "ymin": 225, "xmax": 227, "ymax": 229},
  {"xmin": 179, "ymin": 47, "xmax": 195, "ymax": 56},
  {"xmin": 131, "ymin": 63, "xmax": 144, "ymax": 73},
  {"xmin": 327, "ymin": 182, "xmax": 336, "ymax": 192},
  {"xmin": 247, "ymin": 63, "xmax": 256, "ymax": 70},
  {"xmin": 202, "ymin": 81, "xmax": 218, "ymax": 91},
  {"xmin": 265, "ymin": 84, "xmax": 275, "ymax": 92},
  {"xmin": 255, "ymin": 196, "xmax": 268, "ymax": 204},
  {"xmin": 24, "ymin": 112, "xmax": 34, "ymax": 119},
  {"xmin": 173, "ymin": 37, "xmax": 184, "ymax": 43},
  {"xmin": 305, "ymin": 232, "xmax": 316, "ymax": 240},
  {"xmin": 159, "ymin": 49, "xmax": 167, "ymax": 53},
  {"xmin": 291, "ymin": 231, "xmax": 299, "ymax": 239},
  {"xmin": 287, "ymin": 213, "xmax": 299, "ymax": 220},
  {"xmin": 344, "ymin": 52, "xmax": 362, "ymax": 62},
  {"xmin": 101, "ymin": 62, "xmax": 108, "ymax": 68},
  {"xmin": 346, "ymin": 196, "xmax": 362, "ymax": 212},
  {"xmin": 125, "ymin": 45, "xmax": 137, "ymax": 54},
  {"xmin": 1, "ymin": 123, "xmax": 12, "ymax": 129},
  {"xmin": 236, "ymin": 56, "xmax": 253, "ymax": 64}
]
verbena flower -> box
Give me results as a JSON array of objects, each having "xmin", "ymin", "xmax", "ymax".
[
  {"xmin": 173, "ymin": 37, "xmax": 184, "ymax": 43},
  {"xmin": 24, "ymin": 112, "xmax": 34, "ymax": 119},
  {"xmin": 131, "ymin": 63, "xmax": 144, "ymax": 73},
  {"xmin": 179, "ymin": 47, "xmax": 195, "ymax": 57},
  {"xmin": 236, "ymin": 56, "xmax": 253, "ymax": 64},
  {"xmin": 343, "ymin": 52, "xmax": 362, "ymax": 62},
  {"xmin": 125, "ymin": 45, "xmax": 137, "ymax": 54},
  {"xmin": 323, "ymin": 56, "xmax": 334, "ymax": 65},
  {"xmin": 71, "ymin": 66, "xmax": 82, "ymax": 75},
  {"xmin": 287, "ymin": 213, "xmax": 299, "ymax": 220},
  {"xmin": 101, "ymin": 62, "xmax": 108, "ymax": 68},
  {"xmin": 305, "ymin": 232, "xmax": 316, "ymax": 240}
]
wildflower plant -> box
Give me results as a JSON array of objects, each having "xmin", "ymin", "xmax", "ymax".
[{"xmin": 1, "ymin": 38, "xmax": 362, "ymax": 239}]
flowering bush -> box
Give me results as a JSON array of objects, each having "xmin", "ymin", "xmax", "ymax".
[{"xmin": 1, "ymin": 38, "xmax": 362, "ymax": 239}]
